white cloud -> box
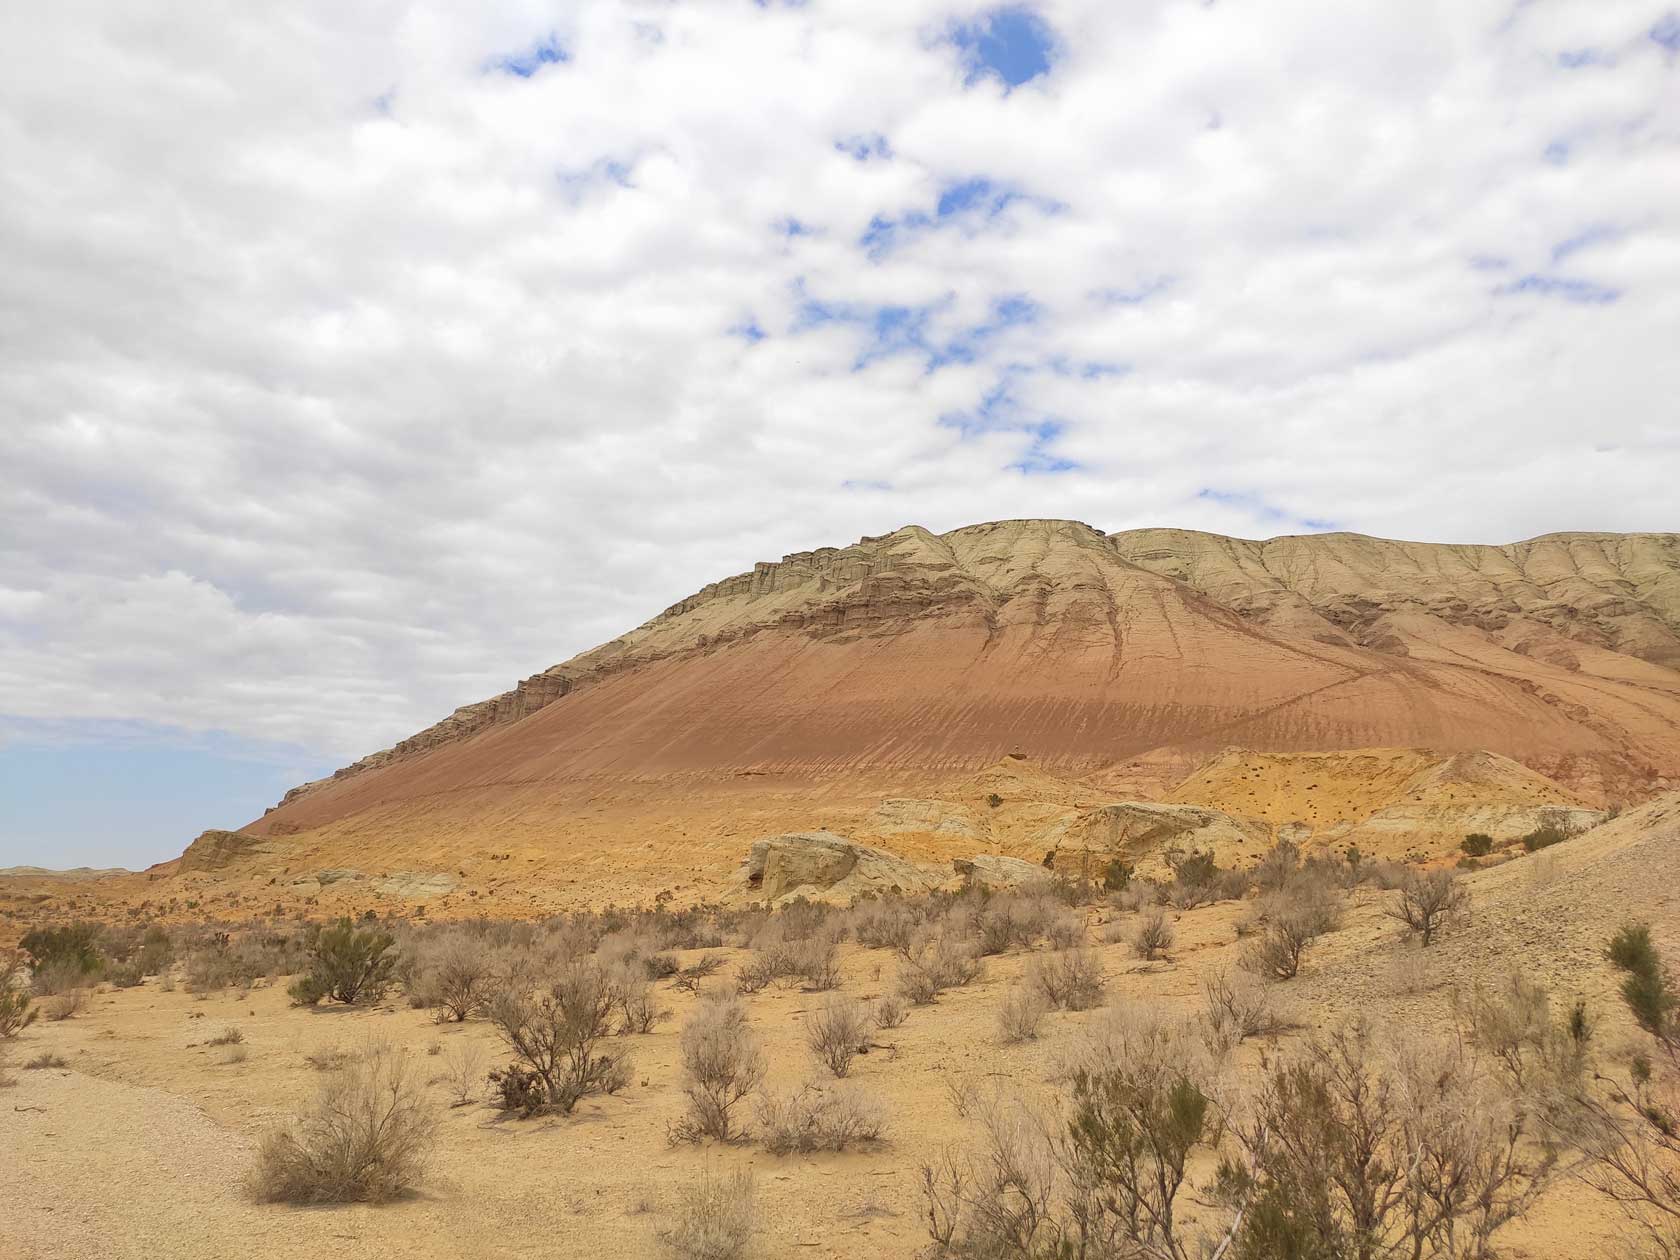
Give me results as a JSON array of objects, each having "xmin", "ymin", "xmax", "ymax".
[{"xmin": 1, "ymin": 0, "xmax": 1676, "ymax": 759}]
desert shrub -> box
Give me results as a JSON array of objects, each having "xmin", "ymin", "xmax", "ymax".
[
  {"xmin": 488, "ymin": 960, "xmax": 630, "ymax": 1115},
  {"xmin": 21, "ymin": 923, "xmax": 103, "ymax": 979},
  {"xmin": 1044, "ymin": 912, "xmax": 1084, "ymax": 951},
  {"xmin": 43, "ymin": 987, "xmax": 87, "ymax": 1021},
  {"xmin": 673, "ymin": 955, "xmax": 723, "ymax": 993},
  {"xmin": 1251, "ymin": 840, "xmax": 1301, "ymax": 893},
  {"xmin": 853, "ymin": 901, "xmax": 920, "ymax": 952},
  {"xmin": 26, "ymin": 1051, "xmax": 69, "ymax": 1069},
  {"xmin": 996, "ymin": 984, "xmax": 1050, "ymax": 1044},
  {"xmin": 929, "ymin": 1013, "xmax": 1220, "ymax": 1259},
  {"xmin": 1101, "ymin": 858, "xmax": 1132, "ymax": 892},
  {"xmin": 1607, "ymin": 922, "xmax": 1677, "ymax": 1048},
  {"xmin": 249, "ymin": 1044, "xmax": 437, "ymax": 1204},
  {"xmin": 867, "ymin": 997, "xmax": 904, "ymax": 1033},
  {"xmin": 1384, "ymin": 868, "xmax": 1468, "ymax": 947},
  {"xmin": 1108, "ymin": 882, "xmax": 1158, "ymax": 915},
  {"xmin": 672, "ymin": 994, "xmax": 767, "ymax": 1143},
  {"xmin": 1132, "ymin": 908, "xmax": 1174, "ymax": 961},
  {"xmin": 756, "ymin": 1081, "xmax": 887, "ymax": 1154},
  {"xmin": 439, "ymin": 1042, "xmax": 485, "ymax": 1106},
  {"xmin": 1578, "ymin": 926, "xmax": 1680, "ymax": 1253},
  {"xmin": 1, "ymin": 953, "xmax": 36, "ymax": 1039},
  {"xmin": 1201, "ymin": 966, "xmax": 1285, "ymax": 1054},
  {"xmin": 733, "ymin": 954, "xmax": 777, "ymax": 995},
  {"xmin": 1221, "ymin": 1019, "xmax": 1554, "ymax": 1260},
  {"xmin": 644, "ymin": 952, "xmax": 681, "ymax": 980},
  {"xmin": 207, "ymin": 1024, "xmax": 244, "ymax": 1046},
  {"xmin": 1241, "ymin": 916, "xmax": 1312, "ymax": 981},
  {"xmin": 106, "ymin": 960, "xmax": 145, "ymax": 988},
  {"xmin": 1522, "ymin": 824, "xmax": 1570, "ymax": 853},
  {"xmin": 607, "ymin": 964, "xmax": 668, "ymax": 1035},
  {"xmin": 806, "ymin": 997, "xmax": 870, "ymax": 1078},
  {"xmin": 1461, "ymin": 832, "xmax": 1494, "ymax": 858},
  {"xmin": 31, "ymin": 957, "xmax": 90, "ymax": 998},
  {"xmin": 288, "ymin": 918, "xmax": 399, "ymax": 1006},
  {"xmin": 413, "ymin": 934, "xmax": 494, "ymax": 1021},
  {"xmin": 1164, "ymin": 845, "xmax": 1225, "ymax": 909},
  {"xmin": 789, "ymin": 935, "xmax": 842, "ymax": 991},
  {"xmin": 897, "ymin": 929, "xmax": 983, "ymax": 1006},
  {"xmin": 661, "ymin": 1166, "xmax": 755, "ymax": 1260},
  {"xmin": 1026, "ymin": 949, "xmax": 1104, "ymax": 1011}
]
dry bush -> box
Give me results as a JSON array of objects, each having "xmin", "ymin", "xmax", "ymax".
[
  {"xmin": 1251, "ymin": 839, "xmax": 1301, "ymax": 893},
  {"xmin": 487, "ymin": 959, "xmax": 630, "ymax": 1115},
  {"xmin": 26, "ymin": 1051, "xmax": 69, "ymax": 1070},
  {"xmin": 673, "ymin": 955, "xmax": 723, "ymax": 993},
  {"xmin": 1108, "ymin": 883, "xmax": 1158, "ymax": 914},
  {"xmin": 1131, "ymin": 908, "xmax": 1174, "ymax": 961},
  {"xmin": 1200, "ymin": 966, "xmax": 1285, "ymax": 1054},
  {"xmin": 439, "ymin": 1042, "xmax": 485, "ymax": 1106},
  {"xmin": 413, "ymin": 933, "xmax": 494, "ymax": 1021},
  {"xmin": 756, "ymin": 1081, "xmax": 887, "ymax": 1154},
  {"xmin": 249, "ymin": 1044, "xmax": 437, "ymax": 1204},
  {"xmin": 789, "ymin": 935, "xmax": 842, "ymax": 991},
  {"xmin": 897, "ymin": 927, "xmax": 984, "ymax": 1006},
  {"xmin": 996, "ymin": 984, "xmax": 1050, "ymax": 1044},
  {"xmin": 1384, "ymin": 868, "xmax": 1468, "ymax": 947},
  {"xmin": 0, "ymin": 952, "xmax": 36, "ymax": 1039},
  {"xmin": 304, "ymin": 1046, "xmax": 352, "ymax": 1072},
  {"xmin": 207, "ymin": 1024, "xmax": 244, "ymax": 1046},
  {"xmin": 1224, "ymin": 1019, "xmax": 1556, "ymax": 1260},
  {"xmin": 1240, "ymin": 917, "xmax": 1312, "ymax": 981},
  {"xmin": 31, "ymin": 957, "xmax": 88, "ymax": 998},
  {"xmin": 733, "ymin": 954, "xmax": 777, "ymax": 995},
  {"xmin": 609, "ymin": 964, "xmax": 669, "ymax": 1034},
  {"xmin": 43, "ymin": 987, "xmax": 87, "ymax": 1021},
  {"xmin": 875, "ymin": 993, "xmax": 908, "ymax": 1030},
  {"xmin": 1026, "ymin": 949, "xmax": 1105, "ymax": 1011},
  {"xmin": 1044, "ymin": 912, "xmax": 1084, "ymax": 951},
  {"xmin": 672, "ymin": 994, "xmax": 767, "ymax": 1143},
  {"xmin": 806, "ymin": 997, "xmax": 870, "ymax": 1078},
  {"xmin": 853, "ymin": 900, "xmax": 920, "ymax": 952},
  {"xmin": 661, "ymin": 1166, "xmax": 755, "ymax": 1260}
]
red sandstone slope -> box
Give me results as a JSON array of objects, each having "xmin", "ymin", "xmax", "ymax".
[{"xmin": 242, "ymin": 521, "xmax": 1680, "ymax": 860}]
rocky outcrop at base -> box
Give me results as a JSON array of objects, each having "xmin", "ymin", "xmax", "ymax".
[{"xmin": 732, "ymin": 831, "xmax": 944, "ymax": 903}]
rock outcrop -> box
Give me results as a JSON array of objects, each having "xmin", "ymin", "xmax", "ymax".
[
  {"xmin": 1040, "ymin": 802, "xmax": 1272, "ymax": 875},
  {"xmin": 952, "ymin": 854, "xmax": 1054, "ymax": 890},
  {"xmin": 732, "ymin": 832, "xmax": 943, "ymax": 903}
]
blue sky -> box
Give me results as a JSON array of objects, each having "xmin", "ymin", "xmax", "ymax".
[{"xmin": 2, "ymin": 1, "xmax": 1677, "ymax": 867}]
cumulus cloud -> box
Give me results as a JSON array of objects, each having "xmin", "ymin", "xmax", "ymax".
[{"xmin": 1, "ymin": 0, "xmax": 1676, "ymax": 763}]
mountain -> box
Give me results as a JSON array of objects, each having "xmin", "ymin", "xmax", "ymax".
[{"xmin": 168, "ymin": 520, "xmax": 1678, "ymax": 908}]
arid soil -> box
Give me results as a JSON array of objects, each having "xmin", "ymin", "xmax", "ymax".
[{"xmin": 8, "ymin": 793, "xmax": 1680, "ymax": 1259}]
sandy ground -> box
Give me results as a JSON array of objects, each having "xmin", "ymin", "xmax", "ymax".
[{"xmin": 2, "ymin": 871, "xmax": 1653, "ymax": 1260}]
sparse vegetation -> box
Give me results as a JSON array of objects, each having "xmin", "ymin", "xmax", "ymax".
[
  {"xmin": 249, "ymin": 1044, "xmax": 437, "ymax": 1204},
  {"xmin": 288, "ymin": 918, "xmax": 399, "ymax": 1006},
  {"xmin": 1025, "ymin": 948, "xmax": 1104, "ymax": 1011},
  {"xmin": 487, "ymin": 959, "xmax": 630, "ymax": 1115},
  {"xmin": 1384, "ymin": 867, "xmax": 1468, "ymax": 947},
  {"xmin": 671, "ymin": 994, "xmax": 766, "ymax": 1143},
  {"xmin": 26, "ymin": 1051, "xmax": 69, "ymax": 1070},
  {"xmin": 1462, "ymin": 832, "xmax": 1494, "ymax": 857},
  {"xmin": 805, "ymin": 996, "xmax": 870, "ymax": 1078},
  {"xmin": 1132, "ymin": 908, "xmax": 1174, "ymax": 960},
  {"xmin": 756, "ymin": 1081, "xmax": 887, "ymax": 1154},
  {"xmin": 995, "ymin": 984, "xmax": 1049, "ymax": 1043},
  {"xmin": 0, "ymin": 952, "xmax": 36, "ymax": 1038},
  {"xmin": 1522, "ymin": 824, "xmax": 1570, "ymax": 852},
  {"xmin": 661, "ymin": 1166, "xmax": 755, "ymax": 1260},
  {"xmin": 875, "ymin": 993, "xmax": 908, "ymax": 1030}
]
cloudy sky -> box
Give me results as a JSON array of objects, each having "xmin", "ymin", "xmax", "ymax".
[{"xmin": 2, "ymin": 1, "xmax": 1677, "ymax": 867}]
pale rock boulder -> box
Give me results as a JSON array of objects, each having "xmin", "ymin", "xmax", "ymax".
[
  {"xmin": 952, "ymin": 854, "xmax": 1054, "ymax": 890},
  {"xmin": 733, "ymin": 831, "xmax": 943, "ymax": 903},
  {"xmin": 1042, "ymin": 801, "xmax": 1271, "ymax": 875}
]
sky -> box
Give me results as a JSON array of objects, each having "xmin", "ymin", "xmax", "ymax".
[{"xmin": 2, "ymin": 1, "xmax": 1677, "ymax": 869}]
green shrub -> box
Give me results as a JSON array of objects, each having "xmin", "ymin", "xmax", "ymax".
[
  {"xmin": 20, "ymin": 923, "xmax": 103, "ymax": 978},
  {"xmin": 1607, "ymin": 922, "xmax": 1676, "ymax": 1046},
  {"xmin": 1522, "ymin": 825, "xmax": 1569, "ymax": 852},
  {"xmin": 1461, "ymin": 833, "xmax": 1494, "ymax": 857},
  {"xmin": 288, "ymin": 919, "xmax": 398, "ymax": 1006},
  {"xmin": 1, "ymin": 954, "xmax": 36, "ymax": 1039}
]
